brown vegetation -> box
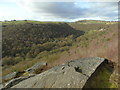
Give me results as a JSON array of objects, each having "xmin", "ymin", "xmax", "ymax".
[{"xmin": 2, "ymin": 21, "xmax": 118, "ymax": 77}]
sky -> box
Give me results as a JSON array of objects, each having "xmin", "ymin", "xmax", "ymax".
[{"xmin": 0, "ymin": 0, "xmax": 118, "ymax": 22}]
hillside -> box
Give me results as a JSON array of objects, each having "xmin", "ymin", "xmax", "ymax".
[
  {"xmin": 2, "ymin": 21, "xmax": 84, "ymax": 58},
  {"xmin": 68, "ymin": 20, "xmax": 117, "ymax": 32},
  {"xmin": 2, "ymin": 20, "xmax": 118, "ymax": 88}
]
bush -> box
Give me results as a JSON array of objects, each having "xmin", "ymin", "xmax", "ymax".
[{"xmin": 2, "ymin": 56, "xmax": 24, "ymax": 66}]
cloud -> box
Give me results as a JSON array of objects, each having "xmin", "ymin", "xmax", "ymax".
[
  {"xmin": 16, "ymin": 1, "xmax": 118, "ymax": 21},
  {"xmin": 1, "ymin": 0, "xmax": 118, "ymax": 21}
]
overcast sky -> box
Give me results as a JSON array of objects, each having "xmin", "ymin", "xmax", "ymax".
[{"xmin": 0, "ymin": 0, "xmax": 118, "ymax": 22}]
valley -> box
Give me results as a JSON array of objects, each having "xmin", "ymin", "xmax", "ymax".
[{"xmin": 1, "ymin": 20, "xmax": 118, "ymax": 88}]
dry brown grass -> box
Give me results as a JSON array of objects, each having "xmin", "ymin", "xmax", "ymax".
[
  {"xmin": 3, "ymin": 24, "xmax": 118, "ymax": 76},
  {"xmin": 51, "ymin": 26, "xmax": 118, "ymax": 67},
  {"xmin": 2, "ymin": 51, "xmax": 62, "ymax": 76}
]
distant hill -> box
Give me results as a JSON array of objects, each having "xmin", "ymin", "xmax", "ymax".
[{"xmin": 68, "ymin": 20, "xmax": 117, "ymax": 31}]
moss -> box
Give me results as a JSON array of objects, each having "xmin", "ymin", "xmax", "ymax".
[
  {"xmin": 106, "ymin": 38, "xmax": 111, "ymax": 41},
  {"xmin": 21, "ymin": 72, "xmax": 29, "ymax": 77},
  {"xmin": 83, "ymin": 63, "xmax": 116, "ymax": 88},
  {"xmin": 110, "ymin": 83, "xmax": 118, "ymax": 88}
]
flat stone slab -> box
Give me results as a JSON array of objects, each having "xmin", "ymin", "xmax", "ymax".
[
  {"xmin": 3, "ymin": 75, "xmax": 36, "ymax": 89},
  {"xmin": 10, "ymin": 57, "xmax": 106, "ymax": 88},
  {"xmin": 25, "ymin": 62, "xmax": 47, "ymax": 73},
  {"xmin": 2, "ymin": 71, "xmax": 25, "ymax": 82},
  {"xmin": 2, "ymin": 72, "xmax": 18, "ymax": 81}
]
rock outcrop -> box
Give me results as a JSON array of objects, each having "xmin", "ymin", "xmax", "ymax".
[
  {"xmin": 25, "ymin": 62, "xmax": 47, "ymax": 74},
  {"xmin": 2, "ymin": 62, "xmax": 48, "ymax": 89},
  {"xmin": 9, "ymin": 57, "xmax": 111, "ymax": 88},
  {"xmin": 2, "ymin": 71, "xmax": 25, "ymax": 82},
  {"xmin": 3, "ymin": 75, "xmax": 35, "ymax": 89}
]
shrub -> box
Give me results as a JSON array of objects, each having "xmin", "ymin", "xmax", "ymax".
[{"xmin": 2, "ymin": 56, "xmax": 24, "ymax": 66}]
